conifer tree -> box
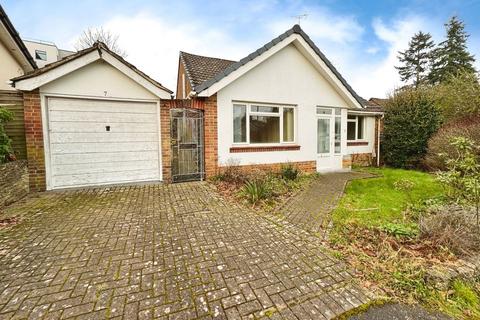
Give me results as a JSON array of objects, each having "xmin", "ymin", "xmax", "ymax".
[
  {"xmin": 429, "ymin": 16, "xmax": 476, "ymax": 84},
  {"xmin": 396, "ymin": 31, "xmax": 434, "ymax": 86}
]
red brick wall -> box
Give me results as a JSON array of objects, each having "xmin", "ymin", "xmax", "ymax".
[
  {"xmin": 217, "ymin": 161, "xmax": 316, "ymax": 175},
  {"xmin": 160, "ymin": 96, "xmax": 217, "ymax": 181},
  {"xmin": 23, "ymin": 90, "xmax": 46, "ymax": 191}
]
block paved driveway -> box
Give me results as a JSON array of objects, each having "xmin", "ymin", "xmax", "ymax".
[{"xmin": 0, "ymin": 182, "xmax": 369, "ymax": 319}]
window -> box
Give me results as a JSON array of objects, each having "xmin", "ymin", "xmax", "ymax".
[
  {"xmin": 347, "ymin": 115, "xmax": 365, "ymax": 140},
  {"xmin": 35, "ymin": 50, "xmax": 47, "ymax": 61},
  {"xmin": 233, "ymin": 104, "xmax": 246, "ymax": 143},
  {"xmin": 233, "ymin": 103, "xmax": 295, "ymax": 144}
]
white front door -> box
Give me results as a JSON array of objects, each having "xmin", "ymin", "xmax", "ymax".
[{"xmin": 316, "ymin": 115, "xmax": 335, "ymax": 171}]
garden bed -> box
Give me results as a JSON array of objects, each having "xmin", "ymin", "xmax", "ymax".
[{"xmin": 210, "ymin": 163, "xmax": 318, "ymax": 211}]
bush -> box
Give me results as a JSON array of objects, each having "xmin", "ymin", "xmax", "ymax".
[
  {"xmin": 239, "ymin": 179, "xmax": 270, "ymax": 204},
  {"xmin": 419, "ymin": 205, "xmax": 480, "ymax": 256},
  {"xmin": 0, "ymin": 107, "xmax": 14, "ymax": 163},
  {"xmin": 424, "ymin": 115, "xmax": 480, "ymax": 171},
  {"xmin": 382, "ymin": 87, "xmax": 441, "ymax": 168},
  {"xmin": 280, "ymin": 163, "xmax": 300, "ymax": 181},
  {"xmin": 213, "ymin": 158, "xmax": 246, "ymax": 184},
  {"xmin": 436, "ymin": 137, "xmax": 480, "ymax": 226},
  {"xmin": 434, "ymin": 71, "xmax": 480, "ymax": 122}
]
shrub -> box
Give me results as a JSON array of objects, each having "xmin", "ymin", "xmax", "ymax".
[
  {"xmin": 280, "ymin": 163, "xmax": 300, "ymax": 181},
  {"xmin": 424, "ymin": 115, "xmax": 480, "ymax": 171},
  {"xmin": 434, "ymin": 70, "xmax": 480, "ymax": 122},
  {"xmin": 436, "ymin": 137, "xmax": 480, "ymax": 226},
  {"xmin": 239, "ymin": 179, "xmax": 270, "ymax": 204},
  {"xmin": 382, "ymin": 87, "xmax": 441, "ymax": 168},
  {"xmin": 214, "ymin": 158, "xmax": 246, "ymax": 184},
  {"xmin": 419, "ymin": 205, "xmax": 480, "ymax": 256},
  {"xmin": 0, "ymin": 107, "xmax": 14, "ymax": 163}
]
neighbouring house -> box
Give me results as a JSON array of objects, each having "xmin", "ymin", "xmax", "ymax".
[
  {"xmin": 23, "ymin": 39, "xmax": 75, "ymax": 68},
  {"xmin": 10, "ymin": 42, "xmax": 173, "ymax": 191},
  {"xmin": 0, "ymin": 5, "xmax": 37, "ymax": 160},
  {"xmin": 175, "ymin": 24, "xmax": 383, "ymax": 180}
]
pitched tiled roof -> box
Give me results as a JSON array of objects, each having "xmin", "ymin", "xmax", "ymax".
[
  {"xmin": 12, "ymin": 42, "xmax": 173, "ymax": 94},
  {"xmin": 0, "ymin": 4, "xmax": 36, "ymax": 69},
  {"xmin": 180, "ymin": 51, "xmax": 236, "ymax": 88},
  {"xmin": 192, "ymin": 24, "xmax": 365, "ymax": 107}
]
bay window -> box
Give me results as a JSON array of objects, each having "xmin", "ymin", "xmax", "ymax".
[
  {"xmin": 347, "ymin": 115, "xmax": 364, "ymax": 140},
  {"xmin": 233, "ymin": 103, "xmax": 295, "ymax": 144}
]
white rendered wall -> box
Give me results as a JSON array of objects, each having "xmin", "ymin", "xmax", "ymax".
[
  {"xmin": 40, "ymin": 60, "xmax": 158, "ymax": 100},
  {"xmin": 217, "ymin": 44, "xmax": 358, "ymax": 167},
  {"xmin": 0, "ymin": 40, "xmax": 23, "ymax": 90}
]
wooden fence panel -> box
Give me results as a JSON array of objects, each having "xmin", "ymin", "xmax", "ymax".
[{"xmin": 0, "ymin": 90, "xmax": 26, "ymax": 160}]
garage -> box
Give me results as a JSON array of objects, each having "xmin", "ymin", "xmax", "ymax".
[
  {"xmin": 12, "ymin": 42, "xmax": 173, "ymax": 191},
  {"xmin": 46, "ymin": 97, "xmax": 161, "ymax": 189}
]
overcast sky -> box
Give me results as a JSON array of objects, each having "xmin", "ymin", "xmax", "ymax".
[{"xmin": 3, "ymin": 0, "xmax": 480, "ymax": 98}]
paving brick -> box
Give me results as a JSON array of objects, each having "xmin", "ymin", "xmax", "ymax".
[{"xmin": 0, "ymin": 181, "xmax": 369, "ymax": 319}]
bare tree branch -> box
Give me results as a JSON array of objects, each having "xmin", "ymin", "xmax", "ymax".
[{"xmin": 74, "ymin": 27, "xmax": 127, "ymax": 58}]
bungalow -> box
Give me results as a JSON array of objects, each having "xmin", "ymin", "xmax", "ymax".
[
  {"xmin": 8, "ymin": 21, "xmax": 382, "ymax": 190},
  {"xmin": 174, "ymin": 24, "xmax": 383, "ymax": 181}
]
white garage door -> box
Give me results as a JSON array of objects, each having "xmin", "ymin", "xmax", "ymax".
[{"xmin": 46, "ymin": 97, "xmax": 161, "ymax": 189}]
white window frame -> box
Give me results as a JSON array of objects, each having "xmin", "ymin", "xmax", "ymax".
[
  {"xmin": 347, "ymin": 115, "xmax": 365, "ymax": 141},
  {"xmin": 232, "ymin": 102, "xmax": 296, "ymax": 146}
]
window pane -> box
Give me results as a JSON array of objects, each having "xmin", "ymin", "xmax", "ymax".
[
  {"xmin": 317, "ymin": 118, "xmax": 330, "ymax": 153},
  {"xmin": 283, "ymin": 108, "xmax": 294, "ymax": 142},
  {"xmin": 347, "ymin": 121, "xmax": 356, "ymax": 140},
  {"xmin": 334, "ymin": 117, "xmax": 341, "ymax": 153},
  {"xmin": 35, "ymin": 50, "xmax": 47, "ymax": 61},
  {"xmin": 250, "ymin": 116, "xmax": 279, "ymax": 143},
  {"xmin": 347, "ymin": 115, "xmax": 356, "ymax": 120},
  {"xmin": 334, "ymin": 108, "xmax": 341, "ymax": 115},
  {"xmin": 233, "ymin": 104, "xmax": 246, "ymax": 143},
  {"xmin": 316, "ymin": 107, "xmax": 332, "ymax": 115},
  {"xmin": 251, "ymin": 105, "xmax": 279, "ymax": 113},
  {"xmin": 357, "ymin": 116, "xmax": 364, "ymax": 139}
]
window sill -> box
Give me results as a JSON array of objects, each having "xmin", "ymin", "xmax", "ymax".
[
  {"xmin": 347, "ymin": 141, "xmax": 369, "ymax": 146},
  {"xmin": 230, "ymin": 145, "xmax": 300, "ymax": 153}
]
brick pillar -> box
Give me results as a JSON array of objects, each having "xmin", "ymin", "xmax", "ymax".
[
  {"xmin": 23, "ymin": 89, "xmax": 46, "ymax": 191},
  {"xmin": 160, "ymin": 100, "xmax": 172, "ymax": 182},
  {"xmin": 203, "ymin": 94, "xmax": 218, "ymax": 178}
]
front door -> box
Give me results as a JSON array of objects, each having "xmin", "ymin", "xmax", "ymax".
[
  {"xmin": 170, "ymin": 108, "xmax": 205, "ymax": 182},
  {"xmin": 316, "ymin": 116, "xmax": 334, "ymax": 171}
]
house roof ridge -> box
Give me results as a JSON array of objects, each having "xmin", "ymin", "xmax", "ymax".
[
  {"xmin": 11, "ymin": 42, "xmax": 173, "ymax": 94},
  {"xmin": 193, "ymin": 24, "xmax": 365, "ymax": 107}
]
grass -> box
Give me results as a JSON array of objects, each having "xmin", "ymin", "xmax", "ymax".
[
  {"xmin": 328, "ymin": 167, "xmax": 480, "ymax": 319},
  {"xmin": 333, "ymin": 167, "xmax": 444, "ymax": 229}
]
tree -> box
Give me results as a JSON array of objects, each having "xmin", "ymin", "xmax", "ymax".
[
  {"xmin": 75, "ymin": 27, "xmax": 127, "ymax": 57},
  {"xmin": 396, "ymin": 31, "xmax": 435, "ymax": 86},
  {"xmin": 382, "ymin": 87, "xmax": 441, "ymax": 168},
  {"xmin": 434, "ymin": 70, "xmax": 480, "ymax": 121},
  {"xmin": 429, "ymin": 16, "xmax": 476, "ymax": 84}
]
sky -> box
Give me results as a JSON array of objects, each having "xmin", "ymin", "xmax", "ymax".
[{"xmin": 3, "ymin": 0, "xmax": 480, "ymax": 98}]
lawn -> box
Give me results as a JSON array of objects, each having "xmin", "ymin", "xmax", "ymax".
[
  {"xmin": 329, "ymin": 167, "xmax": 480, "ymax": 319},
  {"xmin": 332, "ymin": 167, "xmax": 444, "ymax": 229}
]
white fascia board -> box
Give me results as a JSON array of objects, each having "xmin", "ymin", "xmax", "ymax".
[
  {"xmin": 101, "ymin": 52, "xmax": 171, "ymax": 99},
  {"xmin": 14, "ymin": 50, "xmax": 100, "ymax": 91},
  {"xmin": 196, "ymin": 34, "xmax": 363, "ymax": 110},
  {"xmin": 196, "ymin": 34, "xmax": 296, "ymax": 97}
]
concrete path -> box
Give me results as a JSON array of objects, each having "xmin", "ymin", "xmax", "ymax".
[{"xmin": 0, "ymin": 182, "xmax": 369, "ymax": 319}]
